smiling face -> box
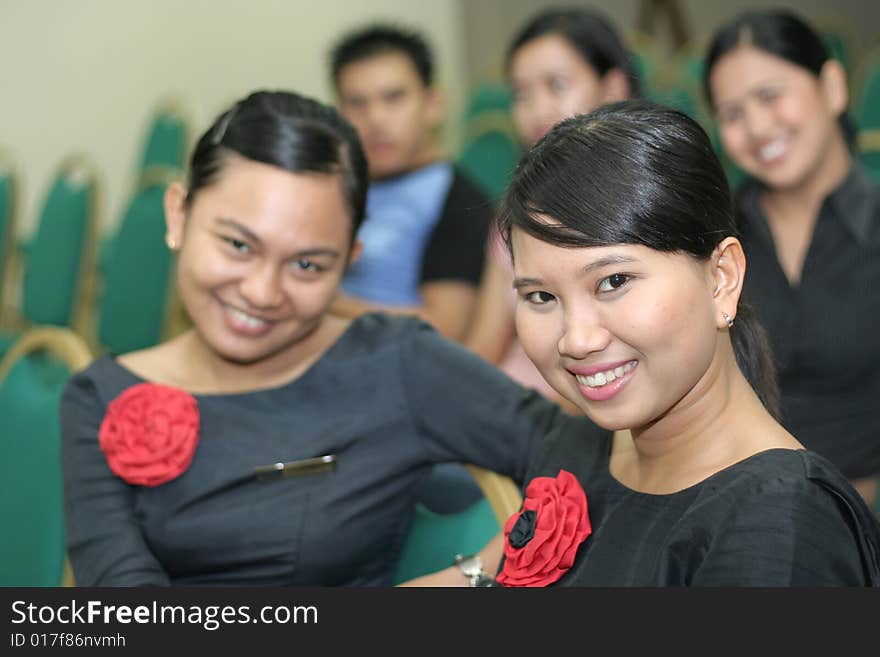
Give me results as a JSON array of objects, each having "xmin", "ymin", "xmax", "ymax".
[
  {"xmin": 709, "ymin": 45, "xmax": 849, "ymax": 193},
  {"xmin": 336, "ymin": 51, "xmax": 442, "ymax": 180},
  {"xmin": 509, "ymin": 34, "xmax": 626, "ymax": 147},
  {"xmin": 511, "ymin": 228, "xmax": 727, "ymax": 431},
  {"xmin": 164, "ymin": 155, "xmax": 357, "ymax": 367}
]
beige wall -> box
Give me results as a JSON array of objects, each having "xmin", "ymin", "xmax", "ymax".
[{"xmin": 0, "ymin": 0, "xmax": 465, "ymax": 238}]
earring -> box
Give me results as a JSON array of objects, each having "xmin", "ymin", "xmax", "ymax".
[
  {"xmin": 166, "ymin": 238, "xmax": 177, "ymax": 250},
  {"xmin": 722, "ymin": 312, "xmax": 734, "ymax": 328}
]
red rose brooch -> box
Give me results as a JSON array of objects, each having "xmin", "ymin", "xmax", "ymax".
[
  {"xmin": 98, "ymin": 383, "xmax": 200, "ymax": 487},
  {"xmin": 496, "ymin": 469, "xmax": 591, "ymax": 587}
]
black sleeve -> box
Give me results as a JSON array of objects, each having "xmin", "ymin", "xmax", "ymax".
[
  {"xmin": 419, "ymin": 167, "xmax": 493, "ymax": 287},
  {"xmin": 399, "ymin": 320, "xmax": 601, "ymax": 486},
  {"xmin": 60, "ymin": 374, "xmax": 170, "ymax": 586},
  {"xmin": 692, "ymin": 483, "xmax": 880, "ymax": 586}
]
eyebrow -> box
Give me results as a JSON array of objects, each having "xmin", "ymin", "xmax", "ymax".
[
  {"xmin": 214, "ymin": 218, "xmax": 342, "ymax": 259},
  {"xmin": 513, "ymin": 253, "xmax": 640, "ymax": 290},
  {"xmin": 716, "ymin": 80, "xmax": 786, "ymax": 110}
]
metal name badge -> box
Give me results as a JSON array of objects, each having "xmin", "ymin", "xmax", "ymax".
[{"xmin": 254, "ymin": 454, "xmax": 337, "ymax": 480}]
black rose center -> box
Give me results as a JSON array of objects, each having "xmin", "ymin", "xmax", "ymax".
[{"xmin": 508, "ymin": 509, "xmax": 537, "ymax": 548}]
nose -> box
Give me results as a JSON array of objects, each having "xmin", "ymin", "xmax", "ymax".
[
  {"xmin": 742, "ymin": 103, "xmax": 773, "ymax": 139},
  {"xmin": 557, "ymin": 306, "xmax": 612, "ymax": 360},
  {"xmin": 239, "ymin": 262, "xmax": 284, "ymax": 310}
]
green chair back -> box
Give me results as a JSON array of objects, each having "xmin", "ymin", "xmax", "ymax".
[
  {"xmin": 21, "ymin": 156, "xmax": 97, "ymax": 328},
  {"xmin": 457, "ymin": 121, "xmax": 520, "ymax": 203},
  {"xmin": 854, "ymin": 47, "xmax": 880, "ymax": 132},
  {"xmin": 0, "ymin": 150, "xmax": 17, "ymax": 320},
  {"xmin": 0, "ymin": 352, "xmax": 72, "ymax": 585},
  {"xmin": 393, "ymin": 498, "xmax": 502, "ymax": 584},
  {"xmin": 97, "ymin": 177, "xmax": 174, "ymax": 354},
  {"xmin": 137, "ymin": 100, "xmax": 189, "ymax": 174}
]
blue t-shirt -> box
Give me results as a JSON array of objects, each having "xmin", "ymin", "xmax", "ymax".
[{"xmin": 342, "ymin": 162, "xmax": 454, "ymax": 305}]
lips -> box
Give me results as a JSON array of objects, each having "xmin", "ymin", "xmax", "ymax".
[
  {"xmin": 221, "ymin": 302, "xmax": 276, "ymax": 337},
  {"xmin": 567, "ymin": 360, "xmax": 638, "ymax": 403}
]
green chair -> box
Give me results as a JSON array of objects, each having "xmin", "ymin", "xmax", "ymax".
[
  {"xmin": 95, "ymin": 166, "xmax": 179, "ymax": 355},
  {"xmin": 854, "ymin": 46, "xmax": 880, "ymax": 132},
  {"xmin": 0, "ymin": 147, "xmax": 20, "ymax": 329},
  {"xmin": 0, "ymin": 326, "xmax": 93, "ymax": 586},
  {"xmin": 393, "ymin": 464, "xmax": 522, "ymax": 584},
  {"xmin": 462, "ymin": 81, "xmax": 513, "ymax": 122},
  {"xmin": 457, "ymin": 114, "xmax": 521, "ymax": 203},
  {"xmin": 136, "ymin": 97, "xmax": 191, "ymax": 178},
  {"xmin": 0, "ymin": 154, "xmax": 99, "ymax": 356}
]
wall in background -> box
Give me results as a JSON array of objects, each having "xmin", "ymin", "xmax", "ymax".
[{"xmin": 0, "ymin": 0, "xmax": 465, "ymax": 238}]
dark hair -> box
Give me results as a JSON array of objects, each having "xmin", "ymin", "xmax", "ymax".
[
  {"xmin": 703, "ymin": 9, "xmax": 857, "ymax": 147},
  {"xmin": 497, "ymin": 99, "xmax": 779, "ymax": 416},
  {"xmin": 330, "ymin": 24, "xmax": 433, "ymax": 88},
  {"xmin": 506, "ymin": 6, "xmax": 641, "ymax": 98},
  {"xmin": 186, "ymin": 90, "xmax": 368, "ymax": 238}
]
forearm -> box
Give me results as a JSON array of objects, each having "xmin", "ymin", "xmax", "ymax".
[{"xmin": 397, "ymin": 532, "xmax": 505, "ymax": 587}]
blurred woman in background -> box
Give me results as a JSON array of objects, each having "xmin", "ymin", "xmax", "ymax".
[
  {"xmin": 704, "ymin": 9, "xmax": 880, "ymax": 508},
  {"xmin": 465, "ymin": 6, "xmax": 640, "ymax": 413}
]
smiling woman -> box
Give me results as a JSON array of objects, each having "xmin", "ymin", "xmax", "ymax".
[
  {"xmin": 486, "ymin": 99, "xmax": 880, "ymax": 586},
  {"xmin": 704, "ymin": 9, "xmax": 880, "ymax": 509},
  {"xmin": 58, "ymin": 90, "xmax": 586, "ymax": 587}
]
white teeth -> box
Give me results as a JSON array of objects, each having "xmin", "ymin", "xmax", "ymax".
[
  {"xmin": 229, "ymin": 307, "xmax": 267, "ymax": 328},
  {"xmin": 576, "ymin": 361, "xmax": 636, "ymax": 388},
  {"xmin": 758, "ymin": 140, "xmax": 786, "ymax": 162}
]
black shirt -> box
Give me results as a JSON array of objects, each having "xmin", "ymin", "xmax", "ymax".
[
  {"xmin": 736, "ymin": 165, "xmax": 880, "ymax": 479},
  {"xmin": 513, "ymin": 426, "xmax": 880, "ymax": 586}
]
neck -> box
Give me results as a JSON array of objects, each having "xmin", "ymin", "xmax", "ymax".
[
  {"xmin": 622, "ymin": 341, "xmax": 773, "ymax": 492},
  {"xmin": 175, "ymin": 317, "xmax": 336, "ymax": 394}
]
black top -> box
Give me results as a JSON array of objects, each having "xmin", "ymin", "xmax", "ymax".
[
  {"xmin": 420, "ymin": 166, "xmax": 492, "ymax": 286},
  {"xmin": 61, "ymin": 314, "xmax": 594, "ymax": 586},
  {"xmin": 518, "ymin": 425, "xmax": 880, "ymax": 586},
  {"xmin": 736, "ymin": 165, "xmax": 880, "ymax": 479}
]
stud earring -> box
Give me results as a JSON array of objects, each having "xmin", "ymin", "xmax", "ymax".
[
  {"xmin": 722, "ymin": 312, "xmax": 734, "ymax": 328},
  {"xmin": 167, "ymin": 238, "xmax": 177, "ymax": 250}
]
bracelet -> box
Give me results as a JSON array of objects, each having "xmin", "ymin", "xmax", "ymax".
[{"xmin": 453, "ymin": 553, "xmax": 498, "ymax": 587}]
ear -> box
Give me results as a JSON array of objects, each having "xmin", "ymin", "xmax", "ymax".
[
  {"xmin": 600, "ymin": 68, "xmax": 631, "ymax": 104},
  {"xmin": 424, "ymin": 86, "xmax": 445, "ymax": 130},
  {"xmin": 164, "ymin": 182, "xmax": 188, "ymax": 250},
  {"xmin": 710, "ymin": 237, "xmax": 746, "ymax": 328},
  {"xmin": 347, "ymin": 239, "xmax": 364, "ymax": 268},
  {"xmin": 819, "ymin": 59, "xmax": 849, "ymax": 117}
]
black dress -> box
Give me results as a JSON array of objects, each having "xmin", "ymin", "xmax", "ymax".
[
  {"xmin": 515, "ymin": 424, "xmax": 880, "ymax": 586},
  {"xmin": 60, "ymin": 314, "xmax": 594, "ymax": 586}
]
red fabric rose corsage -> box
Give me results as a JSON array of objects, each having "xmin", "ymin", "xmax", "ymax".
[
  {"xmin": 496, "ymin": 469, "xmax": 591, "ymax": 587},
  {"xmin": 98, "ymin": 382, "xmax": 200, "ymax": 487}
]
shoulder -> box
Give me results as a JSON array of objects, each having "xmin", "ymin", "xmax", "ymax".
[
  {"xmin": 526, "ymin": 416, "xmax": 613, "ymax": 482},
  {"xmin": 442, "ymin": 166, "xmax": 493, "ymax": 217},
  {"xmin": 709, "ymin": 449, "xmax": 880, "ymax": 548},
  {"xmin": 62, "ymin": 353, "xmax": 135, "ymax": 408}
]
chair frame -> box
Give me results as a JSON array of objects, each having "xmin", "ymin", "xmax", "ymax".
[{"xmin": 462, "ymin": 464, "xmax": 522, "ymax": 526}]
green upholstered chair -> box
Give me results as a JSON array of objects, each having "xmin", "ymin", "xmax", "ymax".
[
  {"xmin": 457, "ymin": 114, "xmax": 521, "ymax": 203},
  {"xmin": 0, "ymin": 147, "xmax": 20, "ymax": 329},
  {"xmin": 393, "ymin": 465, "xmax": 522, "ymax": 584},
  {"xmin": 0, "ymin": 154, "xmax": 99, "ymax": 357},
  {"xmin": 0, "ymin": 326, "xmax": 93, "ymax": 586},
  {"xmin": 95, "ymin": 167, "xmax": 179, "ymax": 355},
  {"xmin": 136, "ymin": 97, "xmax": 191, "ymax": 177}
]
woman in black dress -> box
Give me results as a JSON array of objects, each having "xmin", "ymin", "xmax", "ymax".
[
  {"xmin": 419, "ymin": 99, "xmax": 880, "ymax": 586},
  {"xmin": 703, "ymin": 9, "xmax": 880, "ymax": 509}
]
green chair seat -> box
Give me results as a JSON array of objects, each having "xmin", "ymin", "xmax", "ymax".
[{"xmin": 393, "ymin": 499, "xmax": 501, "ymax": 584}]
